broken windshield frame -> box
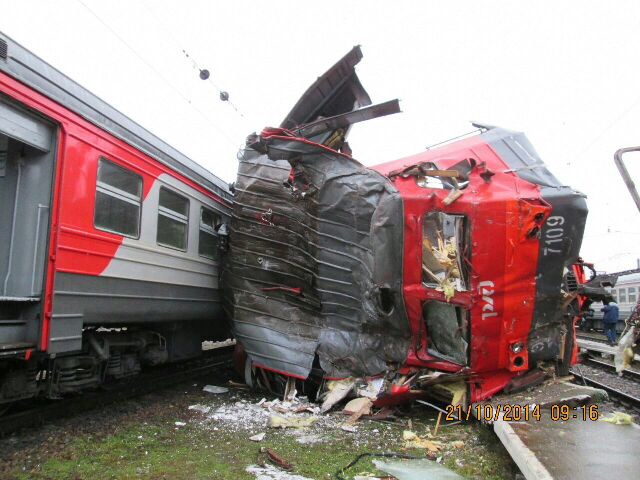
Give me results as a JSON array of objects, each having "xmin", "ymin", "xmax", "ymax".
[{"xmin": 421, "ymin": 212, "xmax": 469, "ymax": 300}]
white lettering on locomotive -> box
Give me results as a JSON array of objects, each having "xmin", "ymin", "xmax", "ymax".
[{"xmin": 478, "ymin": 280, "xmax": 499, "ymax": 320}]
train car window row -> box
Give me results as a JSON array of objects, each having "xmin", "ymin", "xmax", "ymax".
[
  {"xmin": 94, "ymin": 158, "xmax": 143, "ymax": 238},
  {"xmin": 199, "ymin": 206, "xmax": 220, "ymax": 260},
  {"xmin": 157, "ymin": 187, "xmax": 189, "ymax": 251},
  {"xmin": 93, "ymin": 158, "xmax": 223, "ymax": 259},
  {"xmin": 617, "ymin": 288, "xmax": 627, "ymax": 304}
]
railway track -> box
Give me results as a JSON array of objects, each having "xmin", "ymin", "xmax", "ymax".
[
  {"xmin": 0, "ymin": 346, "xmax": 234, "ymax": 436},
  {"xmin": 576, "ymin": 332, "xmax": 612, "ymax": 345},
  {"xmin": 583, "ymin": 357, "xmax": 640, "ymax": 382},
  {"xmin": 572, "ymin": 361, "xmax": 640, "ymax": 414}
]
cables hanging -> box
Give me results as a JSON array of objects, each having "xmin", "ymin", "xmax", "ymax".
[
  {"xmin": 75, "ymin": 0, "xmax": 241, "ymax": 146},
  {"xmin": 139, "ymin": 0, "xmax": 245, "ymax": 118}
]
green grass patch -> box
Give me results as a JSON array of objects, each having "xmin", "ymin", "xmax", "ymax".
[{"xmin": 6, "ymin": 392, "xmax": 515, "ymax": 479}]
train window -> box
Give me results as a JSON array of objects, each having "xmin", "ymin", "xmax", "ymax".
[
  {"xmin": 422, "ymin": 212, "xmax": 469, "ymax": 300},
  {"xmin": 422, "ymin": 301, "xmax": 468, "ymax": 365},
  {"xmin": 628, "ymin": 287, "xmax": 637, "ymax": 304},
  {"xmin": 199, "ymin": 207, "xmax": 220, "ymax": 260},
  {"xmin": 618, "ymin": 288, "xmax": 627, "ymax": 304},
  {"xmin": 94, "ymin": 159, "xmax": 142, "ymax": 238},
  {"xmin": 157, "ymin": 187, "xmax": 189, "ymax": 250}
]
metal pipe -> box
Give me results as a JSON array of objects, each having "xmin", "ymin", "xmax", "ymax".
[
  {"xmin": 88, "ymin": 335, "xmax": 109, "ymax": 361},
  {"xmin": 614, "ymin": 147, "xmax": 640, "ymax": 213},
  {"xmin": 31, "ymin": 204, "xmax": 49, "ymax": 295}
]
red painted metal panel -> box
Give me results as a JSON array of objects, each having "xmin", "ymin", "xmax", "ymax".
[{"xmin": 373, "ymin": 136, "xmax": 550, "ymax": 402}]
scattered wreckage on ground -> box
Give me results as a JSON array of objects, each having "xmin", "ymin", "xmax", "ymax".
[{"xmin": 224, "ymin": 47, "xmax": 608, "ymax": 410}]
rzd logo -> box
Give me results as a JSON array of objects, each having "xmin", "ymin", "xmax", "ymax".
[{"xmin": 478, "ymin": 281, "xmax": 498, "ymax": 320}]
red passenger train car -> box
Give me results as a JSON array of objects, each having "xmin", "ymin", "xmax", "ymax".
[{"xmin": 0, "ymin": 34, "xmax": 231, "ymax": 408}]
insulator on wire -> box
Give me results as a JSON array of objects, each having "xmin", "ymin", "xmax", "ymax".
[
  {"xmin": 219, "ymin": 91, "xmax": 230, "ymax": 102},
  {"xmin": 199, "ymin": 69, "xmax": 210, "ymax": 80}
]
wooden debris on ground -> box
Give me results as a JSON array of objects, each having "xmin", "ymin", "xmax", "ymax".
[{"xmin": 261, "ymin": 447, "xmax": 294, "ymax": 471}]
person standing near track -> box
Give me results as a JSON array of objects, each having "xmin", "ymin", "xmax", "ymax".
[{"xmin": 601, "ymin": 299, "xmax": 620, "ymax": 345}]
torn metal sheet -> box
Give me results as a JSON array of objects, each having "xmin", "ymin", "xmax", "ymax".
[
  {"xmin": 293, "ymin": 99, "xmax": 401, "ymax": 140},
  {"xmin": 225, "ymin": 131, "xmax": 410, "ymax": 378},
  {"xmin": 280, "ymin": 46, "xmax": 372, "ymax": 130},
  {"xmin": 224, "ymin": 46, "xmax": 408, "ymax": 379}
]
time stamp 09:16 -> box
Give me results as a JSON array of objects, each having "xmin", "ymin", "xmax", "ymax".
[{"xmin": 445, "ymin": 403, "xmax": 600, "ymax": 422}]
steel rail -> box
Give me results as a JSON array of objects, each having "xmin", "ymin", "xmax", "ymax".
[
  {"xmin": 583, "ymin": 357, "xmax": 640, "ymax": 383},
  {"xmin": 571, "ymin": 370, "xmax": 640, "ymax": 411}
]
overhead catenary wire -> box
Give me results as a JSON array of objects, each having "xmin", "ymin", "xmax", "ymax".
[
  {"xmin": 139, "ymin": 0, "xmax": 246, "ymax": 119},
  {"xmin": 75, "ymin": 0, "xmax": 240, "ymax": 148},
  {"xmin": 566, "ymin": 94, "xmax": 640, "ymax": 167}
]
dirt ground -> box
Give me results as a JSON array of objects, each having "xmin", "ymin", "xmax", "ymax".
[{"xmin": 0, "ymin": 372, "xmax": 516, "ymax": 480}]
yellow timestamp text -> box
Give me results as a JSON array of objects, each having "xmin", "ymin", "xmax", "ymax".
[{"xmin": 445, "ymin": 403, "xmax": 599, "ymax": 422}]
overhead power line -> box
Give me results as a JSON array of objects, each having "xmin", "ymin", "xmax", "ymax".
[
  {"xmin": 139, "ymin": 0, "xmax": 246, "ymax": 118},
  {"xmin": 75, "ymin": 0, "xmax": 240, "ymax": 147}
]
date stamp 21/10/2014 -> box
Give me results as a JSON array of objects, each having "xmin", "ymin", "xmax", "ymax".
[{"xmin": 445, "ymin": 403, "xmax": 600, "ymax": 422}]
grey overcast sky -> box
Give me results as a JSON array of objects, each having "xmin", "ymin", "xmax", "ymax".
[{"xmin": 1, "ymin": 0, "xmax": 639, "ymax": 272}]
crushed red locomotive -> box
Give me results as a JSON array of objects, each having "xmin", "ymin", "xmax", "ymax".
[{"xmin": 225, "ymin": 46, "xmax": 593, "ymax": 405}]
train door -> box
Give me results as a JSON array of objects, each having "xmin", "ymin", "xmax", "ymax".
[{"xmin": 0, "ymin": 95, "xmax": 56, "ymax": 353}]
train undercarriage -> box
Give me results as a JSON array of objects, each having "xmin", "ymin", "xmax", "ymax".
[{"xmin": 0, "ymin": 322, "xmax": 221, "ymax": 411}]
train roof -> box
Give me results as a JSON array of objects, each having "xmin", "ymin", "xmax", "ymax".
[
  {"xmin": 0, "ymin": 33, "xmax": 232, "ymax": 203},
  {"xmin": 617, "ymin": 272, "xmax": 640, "ymax": 285}
]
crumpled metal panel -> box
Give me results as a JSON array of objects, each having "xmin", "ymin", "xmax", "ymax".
[
  {"xmin": 281, "ymin": 46, "xmax": 372, "ymax": 129},
  {"xmin": 224, "ymin": 133, "xmax": 411, "ymax": 378}
]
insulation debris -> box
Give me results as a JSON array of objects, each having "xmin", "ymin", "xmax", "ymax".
[
  {"xmin": 187, "ymin": 404, "xmax": 211, "ymax": 414},
  {"xmin": 422, "ymin": 219, "xmax": 466, "ymax": 303},
  {"xmin": 340, "ymin": 424, "xmax": 358, "ymax": 433},
  {"xmin": 601, "ymin": 411, "xmax": 635, "ymax": 426},
  {"xmin": 402, "ymin": 430, "xmax": 443, "ymax": 453},
  {"xmin": 343, "ymin": 397, "xmax": 373, "ymax": 416},
  {"xmin": 321, "ymin": 379, "xmax": 355, "ymax": 413},
  {"xmin": 442, "ymin": 188, "xmax": 463, "ymax": 206},
  {"xmin": 343, "ymin": 397, "xmax": 374, "ymax": 426},
  {"xmin": 433, "ymin": 381, "xmax": 467, "ymax": 407},
  {"xmin": 615, "ymin": 327, "xmax": 636, "ymax": 373},
  {"xmin": 268, "ymin": 415, "xmax": 318, "ymax": 429},
  {"xmin": 203, "ymin": 385, "xmax": 229, "ymax": 394},
  {"xmin": 246, "ymin": 464, "xmax": 312, "ymax": 480},
  {"xmin": 357, "ymin": 378, "xmax": 385, "ymax": 400}
]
